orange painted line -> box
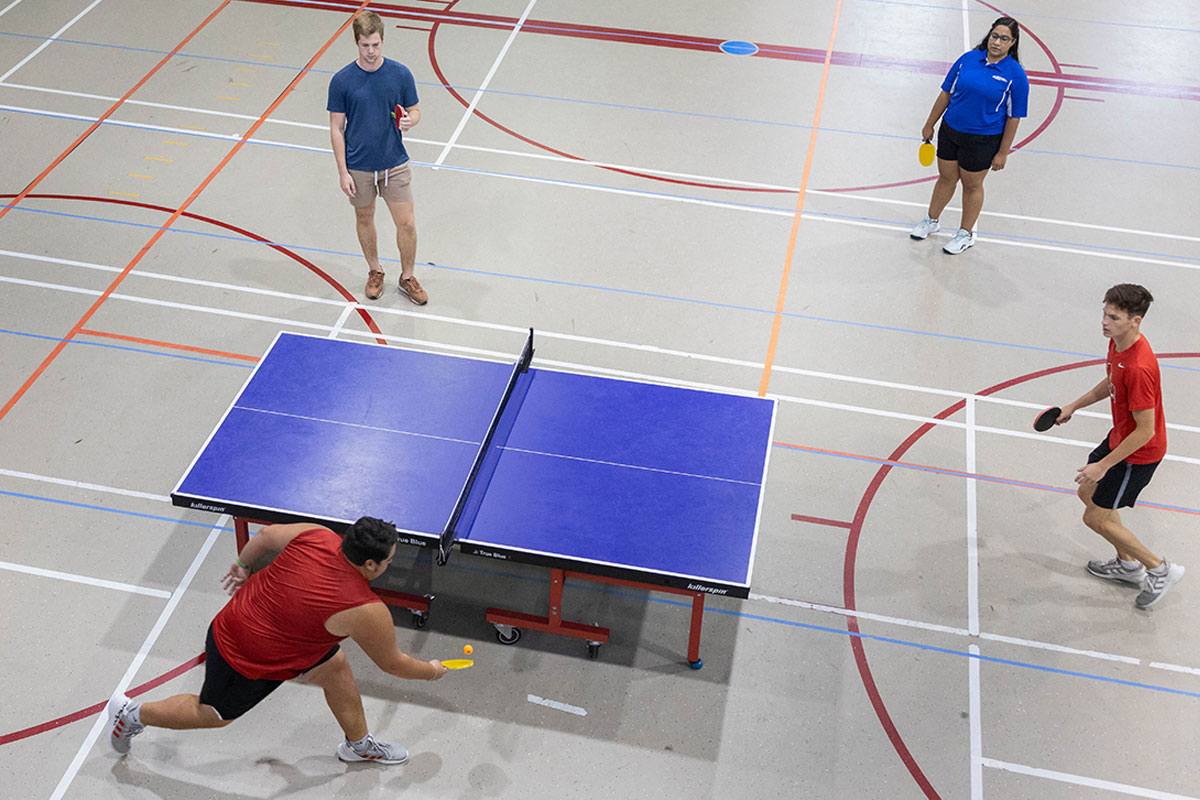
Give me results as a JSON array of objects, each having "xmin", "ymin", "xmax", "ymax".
[
  {"xmin": 0, "ymin": 1, "xmax": 232, "ymax": 225},
  {"xmin": 756, "ymin": 0, "xmax": 844, "ymax": 398},
  {"xmin": 0, "ymin": 1, "xmax": 372, "ymax": 427},
  {"xmin": 78, "ymin": 329, "xmax": 258, "ymax": 362}
]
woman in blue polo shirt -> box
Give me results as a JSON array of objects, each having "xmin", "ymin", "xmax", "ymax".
[{"xmin": 910, "ymin": 17, "xmax": 1029, "ymax": 254}]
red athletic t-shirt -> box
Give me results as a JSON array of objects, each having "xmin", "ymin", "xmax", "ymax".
[
  {"xmin": 1106, "ymin": 335, "xmax": 1166, "ymax": 464},
  {"xmin": 212, "ymin": 527, "xmax": 381, "ymax": 680}
]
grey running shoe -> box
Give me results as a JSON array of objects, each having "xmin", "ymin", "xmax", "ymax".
[
  {"xmin": 337, "ymin": 733, "xmax": 410, "ymax": 765},
  {"xmin": 1135, "ymin": 562, "xmax": 1185, "ymax": 609},
  {"xmin": 909, "ymin": 215, "xmax": 940, "ymax": 240},
  {"xmin": 942, "ymin": 228, "xmax": 975, "ymax": 254},
  {"xmin": 1086, "ymin": 557, "xmax": 1146, "ymax": 586},
  {"xmin": 106, "ymin": 694, "xmax": 144, "ymax": 755}
]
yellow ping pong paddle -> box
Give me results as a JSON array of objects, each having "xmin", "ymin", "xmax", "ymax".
[
  {"xmin": 918, "ymin": 141, "xmax": 936, "ymax": 167},
  {"xmin": 442, "ymin": 659, "xmax": 474, "ymax": 670}
]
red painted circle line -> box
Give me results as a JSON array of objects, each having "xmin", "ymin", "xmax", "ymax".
[
  {"xmin": 2, "ymin": 194, "xmax": 385, "ymax": 343},
  {"xmin": 843, "ymin": 353, "xmax": 1199, "ymax": 798},
  {"xmin": 422, "ymin": 0, "xmax": 1063, "ymax": 197}
]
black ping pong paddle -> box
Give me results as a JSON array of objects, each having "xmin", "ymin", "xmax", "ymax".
[{"xmin": 1033, "ymin": 406, "xmax": 1061, "ymax": 432}]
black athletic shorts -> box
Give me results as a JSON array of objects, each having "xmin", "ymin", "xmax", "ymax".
[
  {"xmin": 936, "ymin": 122, "xmax": 1003, "ymax": 172},
  {"xmin": 198, "ymin": 624, "xmax": 339, "ymax": 720},
  {"xmin": 1085, "ymin": 438, "xmax": 1160, "ymax": 509}
]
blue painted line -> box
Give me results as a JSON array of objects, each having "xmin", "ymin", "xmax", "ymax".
[
  {"xmin": 404, "ymin": 557, "xmax": 1200, "ymax": 699},
  {"xmin": 0, "ymin": 489, "xmax": 232, "ymax": 530},
  {"xmin": 4, "ymin": 201, "xmax": 1199, "ymax": 376},
  {"xmin": 0, "ymin": 328, "xmax": 254, "ymax": 369},
  {"xmin": 3, "ymin": 482, "xmax": 1192, "ymax": 698}
]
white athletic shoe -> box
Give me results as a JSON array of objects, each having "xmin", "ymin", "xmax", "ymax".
[
  {"xmin": 942, "ymin": 228, "xmax": 975, "ymax": 254},
  {"xmin": 1086, "ymin": 557, "xmax": 1146, "ymax": 586},
  {"xmin": 1135, "ymin": 562, "xmax": 1184, "ymax": 609},
  {"xmin": 337, "ymin": 733, "xmax": 410, "ymax": 765},
  {"xmin": 909, "ymin": 215, "xmax": 940, "ymax": 240},
  {"xmin": 106, "ymin": 693, "xmax": 144, "ymax": 755}
]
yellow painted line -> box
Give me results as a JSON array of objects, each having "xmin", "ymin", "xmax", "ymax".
[
  {"xmin": 234, "ymin": 67, "xmax": 255, "ymax": 72},
  {"xmin": 108, "ymin": 191, "xmax": 141, "ymax": 198},
  {"xmin": 257, "ymin": 41, "xmax": 280, "ymax": 46},
  {"xmin": 178, "ymin": 125, "xmax": 207, "ymax": 131},
  {"xmin": 161, "ymin": 140, "xmax": 189, "ymax": 146},
  {"xmin": 216, "ymin": 95, "xmax": 242, "ymax": 101},
  {"xmin": 128, "ymin": 173, "xmax": 155, "ymax": 180},
  {"xmin": 228, "ymin": 81, "xmax": 251, "ymax": 87},
  {"xmin": 144, "ymin": 156, "xmax": 173, "ymax": 162},
  {"xmin": 248, "ymin": 53, "xmax": 274, "ymax": 59}
]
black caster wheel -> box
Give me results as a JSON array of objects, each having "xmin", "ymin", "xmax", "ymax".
[
  {"xmin": 412, "ymin": 611, "xmax": 428, "ymax": 629},
  {"xmin": 495, "ymin": 626, "xmax": 521, "ymax": 645},
  {"xmin": 587, "ymin": 643, "xmax": 600, "ymax": 659}
]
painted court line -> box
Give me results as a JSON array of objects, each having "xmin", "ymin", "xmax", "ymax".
[
  {"xmin": 48, "ymin": 517, "xmax": 225, "ymax": 800},
  {"xmin": 0, "ymin": 0, "xmax": 105, "ymax": 83},
  {"xmin": 980, "ymin": 758, "xmax": 1199, "ymax": 800},
  {"xmin": 758, "ymin": 0, "xmax": 843, "ymax": 396},
  {"xmin": 527, "ymin": 694, "xmax": 587, "ymax": 717},
  {"xmin": 0, "ymin": 466, "xmax": 169, "ymax": 501},
  {"xmin": 435, "ymin": 0, "xmax": 539, "ymax": 167},
  {"xmin": 0, "ymin": 560, "xmax": 171, "ymax": 598}
]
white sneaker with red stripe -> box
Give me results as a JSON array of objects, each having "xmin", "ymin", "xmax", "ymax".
[
  {"xmin": 337, "ymin": 733, "xmax": 409, "ymax": 765},
  {"xmin": 106, "ymin": 693, "xmax": 144, "ymax": 755}
]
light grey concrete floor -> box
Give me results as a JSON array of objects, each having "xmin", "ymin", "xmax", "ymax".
[{"xmin": 2, "ymin": 0, "xmax": 1199, "ymax": 798}]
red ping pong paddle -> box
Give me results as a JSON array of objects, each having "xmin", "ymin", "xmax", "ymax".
[
  {"xmin": 393, "ymin": 103, "xmax": 407, "ymax": 130},
  {"xmin": 1033, "ymin": 406, "xmax": 1061, "ymax": 432}
]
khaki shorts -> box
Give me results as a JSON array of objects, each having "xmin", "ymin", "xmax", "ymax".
[{"xmin": 347, "ymin": 161, "xmax": 413, "ymax": 207}]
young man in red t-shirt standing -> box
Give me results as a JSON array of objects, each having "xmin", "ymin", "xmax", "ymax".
[
  {"xmin": 1054, "ymin": 284, "xmax": 1183, "ymax": 609},
  {"xmin": 106, "ymin": 517, "xmax": 447, "ymax": 763}
]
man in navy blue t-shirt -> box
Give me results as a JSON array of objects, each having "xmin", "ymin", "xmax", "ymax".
[{"xmin": 328, "ymin": 11, "xmax": 427, "ymax": 304}]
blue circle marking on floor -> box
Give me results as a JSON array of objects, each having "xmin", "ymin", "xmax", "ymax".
[{"xmin": 719, "ymin": 40, "xmax": 759, "ymax": 55}]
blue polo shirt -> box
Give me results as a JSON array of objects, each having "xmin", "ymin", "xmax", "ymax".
[
  {"xmin": 941, "ymin": 50, "xmax": 1029, "ymax": 135},
  {"xmin": 327, "ymin": 58, "xmax": 420, "ymax": 171}
]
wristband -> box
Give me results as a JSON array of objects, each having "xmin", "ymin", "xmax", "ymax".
[{"xmin": 236, "ymin": 557, "xmax": 249, "ymax": 570}]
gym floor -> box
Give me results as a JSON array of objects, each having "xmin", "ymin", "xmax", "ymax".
[{"xmin": 1, "ymin": 1, "xmax": 1198, "ymax": 798}]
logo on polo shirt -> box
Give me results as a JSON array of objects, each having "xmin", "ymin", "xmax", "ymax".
[{"xmin": 992, "ymin": 74, "xmax": 1008, "ymax": 82}]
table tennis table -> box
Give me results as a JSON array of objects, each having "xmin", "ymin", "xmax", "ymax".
[{"xmin": 172, "ymin": 331, "xmax": 775, "ymax": 668}]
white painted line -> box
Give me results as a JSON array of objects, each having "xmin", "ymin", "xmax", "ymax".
[
  {"xmin": 49, "ymin": 516, "xmax": 225, "ymax": 800},
  {"xmin": 4, "ymin": 84, "xmax": 1199, "ymax": 246},
  {"xmin": 961, "ymin": 0, "xmax": 971, "ymax": 51},
  {"xmin": 969, "ymin": 644, "xmax": 983, "ymax": 800},
  {"xmin": 978, "ymin": 632, "xmax": 1139, "ymax": 665},
  {"xmin": 1147, "ymin": 661, "xmax": 1200, "ymax": 677},
  {"xmin": 0, "ymin": 466, "xmax": 169, "ymax": 501},
  {"xmin": 966, "ymin": 397, "xmax": 980, "ymax": 637},
  {"xmin": 435, "ymin": 0, "xmax": 539, "ymax": 167},
  {"xmin": 527, "ymin": 694, "xmax": 587, "ymax": 717},
  {"xmin": 980, "ymin": 758, "xmax": 1200, "ymax": 800},
  {"xmin": 0, "ymin": 0, "xmax": 106, "ymax": 83},
  {"xmin": 0, "ymin": 0, "xmax": 29, "ymax": 18},
  {"xmin": 328, "ymin": 302, "xmax": 356, "ymax": 338},
  {"xmin": 0, "ymin": 560, "xmax": 171, "ymax": 598}
]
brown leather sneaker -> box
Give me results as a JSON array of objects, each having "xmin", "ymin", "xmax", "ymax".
[
  {"xmin": 398, "ymin": 275, "xmax": 428, "ymax": 305},
  {"xmin": 365, "ymin": 270, "xmax": 385, "ymax": 300}
]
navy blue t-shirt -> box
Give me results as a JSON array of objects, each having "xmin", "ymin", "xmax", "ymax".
[
  {"xmin": 327, "ymin": 59, "xmax": 420, "ymax": 171},
  {"xmin": 941, "ymin": 50, "xmax": 1029, "ymax": 135}
]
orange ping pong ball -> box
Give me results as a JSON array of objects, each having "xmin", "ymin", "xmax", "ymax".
[{"xmin": 463, "ymin": 645, "xmax": 473, "ymax": 655}]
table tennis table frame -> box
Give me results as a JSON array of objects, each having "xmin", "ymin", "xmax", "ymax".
[
  {"xmin": 484, "ymin": 568, "xmax": 708, "ymax": 668},
  {"xmin": 233, "ymin": 517, "xmax": 435, "ymax": 627}
]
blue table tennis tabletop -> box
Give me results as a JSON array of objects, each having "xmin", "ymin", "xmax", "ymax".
[{"xmin": 172, "ymin": 332, "xmax": 776, "ymax": 597}]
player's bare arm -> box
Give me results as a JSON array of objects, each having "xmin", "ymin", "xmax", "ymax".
[
  {"xmin": 1056, "ymin": 377, "xmax": 1110, "ymax": 425},
  {"xmin": 222, "ymin": 522, "xmax": 317, "ymax": 594},
  {"xmin": 329, "ymin": 111, "xmax": 356, "ymax": 197},
  {"xmin": 330, "ymin": 602, "xmax": 447, "ymax": 681}
]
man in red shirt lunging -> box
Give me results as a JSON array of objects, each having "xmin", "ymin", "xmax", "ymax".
[
  {"xmin": 106, "ymin": 517, "xmax": 447, "ymax": 764},
  {"xmin": 1055, "ymin": 284, "xmax": 1183, "ymax": 609}
]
